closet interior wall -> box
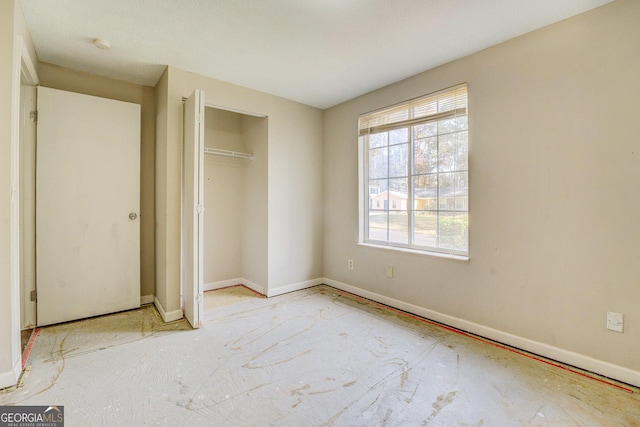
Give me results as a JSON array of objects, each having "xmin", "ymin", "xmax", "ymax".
[{"xmin": 203, "ymin": 107, "xmax": 267, "ymax": 290}]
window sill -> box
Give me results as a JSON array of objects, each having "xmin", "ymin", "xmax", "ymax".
[{"xmin": 357, "ymin": 242, "xmax": 470, "ymax": 262}]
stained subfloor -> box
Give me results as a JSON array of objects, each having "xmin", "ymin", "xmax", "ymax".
[
  {"xmin": 20, "ymin": 329, "xmax": 33, "ymax": 354},
  {"xmin": 204, "ymin": 284, "xmax": 263, "ymax": 310},
  {"xmin": 2, "ymin": 285, "xmax": 639, "ymax": 426}
]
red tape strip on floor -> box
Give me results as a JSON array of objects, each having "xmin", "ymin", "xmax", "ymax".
[
  {"xmin": 332, "ymin": 288, "xmax": 634, "ymax": 394},
  {"xmin": 22, "ymin": 328, "xmax": 40, "ymax": 369}
]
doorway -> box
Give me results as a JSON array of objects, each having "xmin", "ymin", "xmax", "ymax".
[{"xmin": 182, "ymin": 90, "xmax": 268, "ymax": 329}]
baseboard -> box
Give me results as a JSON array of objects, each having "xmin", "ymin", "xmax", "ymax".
[
  {"xmin": 267, "ymin": 278, "xmax": 323, "ymax": 297},
  {"xmin": 204, "ymin": 278, "xmax": 244, "ymax": 292},
  {"xmin": 322, "ymin": 278, "xmax": 640, "ymax": 388},
  {"xmin": 140, "ymin": 294, "xmax": 154, "ymax": 305},
  {"xmin": 0, "ymin": 358, "xmax": 21, "ymax": 390},
  {"xmin": 240, "ymin": 279, "xmax": 265, "ymax": 296},
  {"xmin": 153, "ymin": 297, "xmax": 183, "ymax": 323},
  {"xmin": 204, "ymin": 278, "xmax": 266, "ymax": 295},
  {"xmin": 203, "ymin": 277, "xmax": 319, "ymax": 298}
]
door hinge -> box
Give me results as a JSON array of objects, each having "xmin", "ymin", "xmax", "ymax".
[
  {"xmin": 29, "ymin": 110, "xmax": 38, "ymax": 122},
  {"xmin": 196, "ymin": 204, "xmax": 205, "ymax": 214},
  {"xmin": 197, "ymin": 294, "xmax": 203, "ymax": 303},
  {"xmin": 30, "ymin": 290, "xmax": 37, "ymax": 302}
]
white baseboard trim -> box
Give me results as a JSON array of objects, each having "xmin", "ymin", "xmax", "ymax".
[
  {"xmin": 267, "ymin": 278, "xmax": 323, "ymax": 297},
  {"xmin": 204, "ymin": 278, "xmax": 244, "ymax": 292},
  {"xmin": 241, "ymin": 279, "xmax": 265, "ymax": 296},
  {"xmin": 0, "ymin": 358, "xmax": 21, "ymax": 390},
  {"xmin": 140, "ymin": 295, "xmax": 154, "ymax": 305},
  {"xmin": 322, "ymin": 278, "xmax": 640, "ymax": 388},
  {"xmin": 153, "ymin": 297, "xmax": 183, "ymax": 323},
  {"xmin": 203, "ymin": 277, "xmax": 321, "ymax": 298},
  {"xmin": 204, "ymin": 278, "xmax": 266, "ymax": 295}
]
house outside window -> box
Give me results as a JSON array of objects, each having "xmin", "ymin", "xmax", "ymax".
[{"xmin": 359, "ymin": 84, "xmax": 468, "ymax": 257}]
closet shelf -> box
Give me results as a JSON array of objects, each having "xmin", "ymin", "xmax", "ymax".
[{"xmin": 204, "ymin": 147, "xmax": 254, "ymax": 160}]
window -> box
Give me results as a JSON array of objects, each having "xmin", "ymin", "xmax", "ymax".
[{"xmin": 359, "ymin": 84, "xmax": 468, "ymax": 256}]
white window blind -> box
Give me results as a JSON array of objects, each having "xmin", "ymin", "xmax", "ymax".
[{"xmin": 359, "ymin": 85, "xmax": 467, "ymax": 136}]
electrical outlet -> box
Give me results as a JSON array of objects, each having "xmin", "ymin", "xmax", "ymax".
[
  {"xmin": 348, "ymin": 259, "xmax": 354, "ymax": 270},
  {"xmin": 607, "ymin": 311, "xmax": 623, "ymax": 333},
  {"xmin": 386, "ymin": 266, "xmax": 393, "ymax": 279}
]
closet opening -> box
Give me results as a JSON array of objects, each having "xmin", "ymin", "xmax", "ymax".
[{"xmin": 201, "ymin": 105, "xmax": 268, "ymax": 310}]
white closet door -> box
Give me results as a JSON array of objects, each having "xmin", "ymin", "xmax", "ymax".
[
  {"xmin": 36, "ymin": 87, "xmax": 141, "ymax": 326},
  {"xmin": 182, "ymin": 90, "xmax": 205, "ymax": 328}
]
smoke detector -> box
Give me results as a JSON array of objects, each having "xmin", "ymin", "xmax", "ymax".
[{"xmin": 93, "ymin": 38, "xmax": 111, "ymax": 50}]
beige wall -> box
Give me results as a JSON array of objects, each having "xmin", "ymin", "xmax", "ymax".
[
  {"xmin": 241, "ymin": 115, "xmax": 269, "ymax": 287},
  {"xmin": 38, "ymin": 63, "xmax": 156, "ymax": 299},
  {"xmin": 154, "ymin": 66, "xmax": 323, "ymax": 314},
  {"xmin": 205, "ymin": 107, "xmax": 247, "ymax": 152},
  {"xmin": 323, "ymin": 0, "xmax": 640, "ymax": 384},
  {"xmin": 0, "ymin": 0, "xmax": 39, "ymax": 389},
  {"xmin": 154, "ymin": 68, "xmax": 169, "ymax": 308}
]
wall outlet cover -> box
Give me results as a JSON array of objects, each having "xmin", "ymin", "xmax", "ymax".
[{"xmin": 606, "ymin": 311, "xmax": 623, "ymax": 333}]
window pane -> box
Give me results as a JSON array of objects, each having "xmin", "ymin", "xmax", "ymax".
[
  {"xmin": 369, "ymin": 132, "xmax": 388, "ymax": 149},
  {"xmin": 389, "ymin": 144, "xmax": 408, "ymax": 177},
  {"xmin": 413, "ymin": 137, "xmax": 437, "ymax": 174},
  {"xmin": 369, "ymin": 180, "xmax": 388, "ymax": 211},
  {"xmin": 413, "ymin": 211, "xmax": 437, "ymax": 247},
  {"xmin": 368, "ymin": 211, "xmax": 388, "ymax": 241},
  {"xmin": 438, "ymin": 117, "xmax": 459, "ymax": 134},
  {"xmin": 388, "ymin": 211, "xmax": 408, "ymax": 244},
  {"xmin": 414, "ymin": 174, "xmax": 437, "ymax": 211},
  {"xmin": 456, "ymin": 131, "xmax": 468, "ymax": 171},
  {"xmin": 456, "ymin": 116, "xmax": 468, "ymax": 131},
  {"xmin": 368, "ymin": 147, "xmax": 387, "ymax": 179},
  {"xmin": 368, "ymin": 178, "xmax": 388, "ymax": 199},
  {"xmin": 389, "ymin": 177, "xmax": 408, "ymax": 196},
  {"xmin": 438, "ymin": 172, "xmax": 453, "ymax": 190},
  {"xmin": 440, "ymin": 171, "xmax": 468, "ymax": 194},
  {"xmin": 389, "ymin": 128, "xmax": 408, "ymax": 145},
  {"xmin": 454, "ymin": 171, "xmax": 468, "ymax": 189},
  {"xmin": 439, "ymin": 172, "xmax": 467, "ymax": 210},
  {"xmin": 454, "ymin": 172, "xmax": 468, "ymax": 212},
  {"xmin": 413, "ymin": 122, "xmax": 437, "ymax": 139},
  {"xmin": 438, "ymin": 133, "xmax": 457, "ymax": 172},
  {"xmin": 439, "ymin": 212, "xmax": 468, "ymax": 251}
]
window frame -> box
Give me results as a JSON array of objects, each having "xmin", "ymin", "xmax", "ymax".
[{"xmin": 358, "ymin": 84, "xmax": 469, "ymax": 259}]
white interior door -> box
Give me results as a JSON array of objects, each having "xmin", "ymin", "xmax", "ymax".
[
  {"xmin": 36, "ymin": 86, "xmax": 141, "ymax": 326},
  {"xmin": 182, "ymin": 90, "xmax": 205, "ymax": 328}
]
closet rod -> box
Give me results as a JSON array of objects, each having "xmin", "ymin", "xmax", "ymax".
[{"xmin": 204, "ymin": 147, "xmax": 254, "ymax": 160}]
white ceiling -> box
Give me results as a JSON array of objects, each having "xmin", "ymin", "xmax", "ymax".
[{"xmin": 19, "ymin": 0, "xmax": 612, "ymax": 109}]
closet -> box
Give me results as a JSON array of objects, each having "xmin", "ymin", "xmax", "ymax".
[
  {"xmin": 202, "ymin": 106, "xmax": 267, "ymax": 290},
  {"xmin": 182, "ymin": 90, "xmax": 268, "ymax": 328}
]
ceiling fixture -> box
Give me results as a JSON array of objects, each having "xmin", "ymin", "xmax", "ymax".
[{"xmin": 93, "ymin": 38, "xmax": 111, "ymax": 50}]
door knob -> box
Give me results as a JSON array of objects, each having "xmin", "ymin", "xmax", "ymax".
[{"xmin": 129, "ymin": 212, "xmax": 138, "ymax": 220}]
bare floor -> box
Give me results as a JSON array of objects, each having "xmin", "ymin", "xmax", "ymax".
[
  {"xmin": 204, "ymin": 285, "xmax": 264, "ymax": 310},
  {"xmin": 2, "ymin": 285, "xmax": 639, "ymax": 426}
]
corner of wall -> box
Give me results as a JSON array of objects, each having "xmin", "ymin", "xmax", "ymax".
[
  {"xmin": 153, "ymin": 296, "xmax": 182, "ymax": 323},
  {"xmin": 266, "ymin": 278, "xmax": 324, "ymax": 298}
]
